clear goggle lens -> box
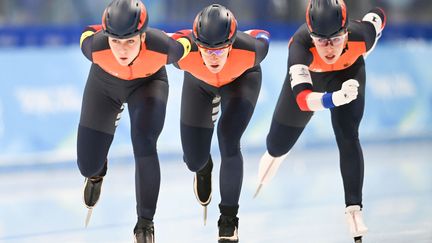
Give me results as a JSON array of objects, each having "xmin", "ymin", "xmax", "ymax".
[
  {"xmin": 311, "ymin": 32, "xmax": 348, "ymax": 47},
  {"xmin": 198, "ymin": 45, "xmax": 230, "ymax": 56}
]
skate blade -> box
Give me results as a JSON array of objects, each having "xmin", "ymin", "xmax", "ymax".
[
  {"xmin": 354, "ymin": 236, "xmax": 362, "ymax": 243},
  {"xmin": 85, "ymin": 208, "xmax": 93, "ymax": 228},
  {"xmin": 254, "ymin": 157, "xmax": 278, "ymax": 198},
  {"xmin": 203, "ymin": 206, "xmax": 207, "ymax": 226},
  {"xmin": 253, "ymin": 184, "xmax": 263, "ymax": 199}
]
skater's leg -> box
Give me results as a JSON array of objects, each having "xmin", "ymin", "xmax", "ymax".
[
  {"xmin": 217, "ymin": 66, "xmax": 261, "ymax": 207},
  {"xmin": 77, "ymin": 66, "xmax": 124, "ymax": 226},
  {"xmin": 331, "ymin": 102, "xmax": 365, "ymax": 206},
  {"xmin": 181, "ymin": 124, "xmax": 213, "ymax": 172},
  {"xmin": 181, "ymin": 120, "xmax": 214, "ymax": 207},
  {"xmin": 214, "ymin": 66, "xmax": 261, "ymax": 242},
  {"xmin": 78, "ymin": 124, "xmax": 112, "ymax": 224},
  {"xmin": 77, "ymin": 69, "xmax": 122, "ymax": 177},
  {"xmin": 180, "ymin": 73, "xmax": 216, "ymax": 223},
  {"xmin": 330, "ymin": 65, "xmax": 366, "ymax": 207},
  {"xmin": 180, "ymin": 72, "xmax": 215, "ymax": 172},
  {"xmin": 128, "ymin": 77, "xmax": 168, "ymax": 220},
  {"xmin": 329, "ymin": 62, "xmax": 367, "ymax": 241},
  {"xmin": 77, "ymin": 126, "xmax": 111, "ymax": 178},
  {"xmin": 266, "ymin": 76, "xmax": 313, "ymax": 157},
  {"xmin": 255, "ymin": 75, "xmax": 313, "ymax": 196}
]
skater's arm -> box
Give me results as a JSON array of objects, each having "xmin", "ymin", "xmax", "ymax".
[
  {"xmin": 165, "ymin": 29, "xmax": 193, "ymax": 63},
  {"xmin": 243, "ymin": 29, "xmax": 270, "ymax": 65},
  {"xmin": 287, "ymin": 34, "xmax": 320, "ymax": 111},
  {"xmin": 361, "ymin": 7, "xmax": 387, "ymax": 57},
  {"xmin": 290, "ymin": 63, "xmax": 360, "ymax": 111},
  {"xmin": 80, "ymin": 25, "xmax": 103, "ymax": 62}
]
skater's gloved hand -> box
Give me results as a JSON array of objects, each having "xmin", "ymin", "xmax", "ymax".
[{"xmin": 332, "ymin": 79, "xmax": 359, "ymax": 106}]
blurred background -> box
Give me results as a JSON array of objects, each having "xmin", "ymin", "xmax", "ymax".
[
  {"xmin": 0, "ymin": 0, "xmax": 431, "ymax": 242},
  {"xmin": 1, "ymin": 0, "xmax": 432, "ymax": 45}
]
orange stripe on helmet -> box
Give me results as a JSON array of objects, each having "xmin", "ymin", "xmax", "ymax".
[
  {"xmin": 305, "ymin": 0, "xmax": 312, "ymax": 32},
  {"xmin": 228, "ymin": 13, "xmax": 237, "ymax": 39},
  {"xmin": 136, "ymin": 2, "xmax": 147, "ymax": 30},
  {"xmin": 101, "ymin": 9, "xmax": 108, "ymax": 30},
  {"xmin": 340, "ymin": 0, "xmax": 347, "ymax": 27}
]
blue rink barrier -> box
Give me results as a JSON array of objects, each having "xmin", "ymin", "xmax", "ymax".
[{"xmin": 0, "ymin": 41, "xmax": 431, "ymax": 167}]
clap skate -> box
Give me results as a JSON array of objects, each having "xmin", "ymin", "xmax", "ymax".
[
  {"xmin": 254, "ymin": 151, "xmax": 288, "ymax": 198},
  {"xmin": 218, "ymin": 215, "xmax": 239, "ymax": 243},
  {"xmin": 134, "ymin": 218, "xmax": 155, "ymax": 243},
  {"xmin": 83, "ymin": 176, "xmax": 103, "ymax": 227},
  {"xmin": 345, "ymin": 205, "xmax": 368, "ymax": 243},
  {"xmin": 193, "ymin": 157, "xmax": 213, "ymax": 225}
]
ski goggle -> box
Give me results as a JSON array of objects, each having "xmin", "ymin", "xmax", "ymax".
[
  {"xmin": 311, "ymin": 32, "xmax": 348, "ymax": 47},
  {"xmin": 198, "ymin": 45, "xmax": 230, "ymax": 56}
]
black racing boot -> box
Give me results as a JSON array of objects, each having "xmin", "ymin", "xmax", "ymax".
[
  {"xmin": 83, "ymin": 176, "xmax": 103, "ymax": 227},
  {"xmin": 193, "ymin": 157, "xmax": 213, "ymax": 225},
  {"xmin": 194, "ymin": 157, "xmax": 213, "ymax": 206},
  {"xmin": 83, "ymin": 176, "xmax": 103, "ymax": 209},
  {"xmin": 218, "ymin": 215, "xmax": 239, "ymax": 243},
  {"xmin": 134, "ymin": 218, "xmax": 155, "ymax": 243},
  {"xmin": 83, "ymin": 161, "xmax": 107, "ymax": 227}
]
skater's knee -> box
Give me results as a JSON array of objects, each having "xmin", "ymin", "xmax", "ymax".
[
  {"xmin": 218, "ymin": 142, "xmax": 240, "ymax": 157},
  {"xmin": 266, "ymin": 122, "xmax": 304, "ymax": 157},
  {"xmin": 77, "ymin": 158, "xmax": 106, "ymax": 178},
  {"xmin": 266, "ymin": 137, "xmax": 290, "ymax": 157},
  {"xmin": 132, "ymin": 136, "xmax": 158, "ymax": 157},
  {"xmin": 333, "ymin": 121, "xmax": 360, "ymax": 142},
  {"xmin": 217, "ymin": 130, "xmax": 241, "ymax": 157},
  {"xmin": 80, "ymin": 169, "xmax": 98, "ymax": 178},
  {"xmin": 335, "ymin": 129, "xmax": 359, "ymax": 141},
  {"xmin": 185, "ymin": 161, "xmax": 207, "ymax": 172},
  {"xmin": 129, "ymin": 108, "xmax": 161, "ymax": 157},
  {"xmin": 266, "ymin": 144, "xmax": 289, "ymax": 157},
  {"xmin": 335, "ymin": 133, "xmax": 360, "ymax": 151},
  {"xmin": 77, "ymin": 151, "xmax": 108, "ymax": 178},
  {"xmin": 183, "ymin": 153, "xmax": 209, "ymax": 172}
]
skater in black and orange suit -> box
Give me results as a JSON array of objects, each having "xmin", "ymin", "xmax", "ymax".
[
  {"xmin": 171, "ymin": 4, "xmax": 270, "ymax": 243},
  {"xmin": 77, "ymin": 0, "xmax": 190, "ymax": 242},
  {"xmin": 254, "ymin": 1, "xmax": 386, "ymax": 242}
]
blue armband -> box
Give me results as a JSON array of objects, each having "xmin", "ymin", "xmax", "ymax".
[{"xmin": 322, "ymin": 92, "xmax": 335, "ymax": 109}]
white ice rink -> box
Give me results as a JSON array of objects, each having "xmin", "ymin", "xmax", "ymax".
[{"xmin": 0, "ymin": 141, "xmax": 431, "ymax": 243}]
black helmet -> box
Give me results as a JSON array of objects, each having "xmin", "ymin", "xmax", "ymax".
[
  {"xmin": 306, "ymin": 0, "xmax": 348, "ymax": 38},
  {"xmin": 192, "ymin": 4, "xmax": 237, "ymax": 49},
  {"xmin": 102, "ymin": 0, "xmax": 149, "ymax": 39}
]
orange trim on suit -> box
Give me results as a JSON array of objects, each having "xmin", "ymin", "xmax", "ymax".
[
  {"xmin": 308, "ymin": 41, "xmax": 366, "ymax": 72},
  {"xmin": 92, "ymin": 42, "xmax": 167, "ymax": 80},
  {"xmin": 177, "ymin": 49, "xmax": 255, "ymax": 87}
]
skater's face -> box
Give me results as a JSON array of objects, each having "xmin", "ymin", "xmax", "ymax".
[
  {"xmin": 312, "ymin": 31, "xmax": 348, "ymax": 64},
  {"xmin": 108, "ymin": 33, "xmax": 145, "ymax": 66},
  {"xmin": 198, "ymin": 45, "xmax": 231, "ymax": 73}
]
